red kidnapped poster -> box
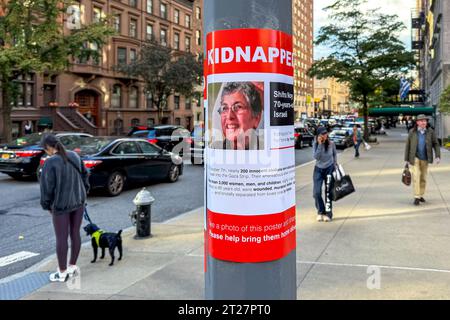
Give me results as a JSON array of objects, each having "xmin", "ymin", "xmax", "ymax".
[{"xmin": 205, "ymin": 29, "xmax": 296, "ymax": 263}]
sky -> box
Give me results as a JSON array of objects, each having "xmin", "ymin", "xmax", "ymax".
[{"xmin": 314, "ymin": 0, "xmax": 415, "ymax": 60}]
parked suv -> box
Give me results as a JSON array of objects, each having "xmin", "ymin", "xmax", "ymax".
[
  {"xmin": 294, "ymin": 126, "xmax": 314, "ymax": 149},
  {"xmin": 128, "ymin": 125, "xmax": 191, "ymax": 155}
]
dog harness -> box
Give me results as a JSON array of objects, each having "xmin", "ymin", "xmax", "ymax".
[{"xmin": 92, "ymin": 230, "xmax": 104, "ymax": 247}]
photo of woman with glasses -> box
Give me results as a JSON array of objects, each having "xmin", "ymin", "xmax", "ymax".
[{"xmin": 209, "ymin": 82, "xmax": 264, "ymax": 150}]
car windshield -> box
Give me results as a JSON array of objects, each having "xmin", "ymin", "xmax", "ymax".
[
  {"xmin": 330, "ymin": 130, "xmax": 347, "ymax": 137},
  {"xmin": 9, "ymin": 133, "xmax": 44, "ymax": 147},
  {"xmin": 65, "ymin": 137, "xmax": 115, "ymax": 155}
]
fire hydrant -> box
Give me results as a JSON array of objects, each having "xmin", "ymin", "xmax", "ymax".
[{"xmin": 130, "ymin": 188, "xmax": 155, "ymax": 238}]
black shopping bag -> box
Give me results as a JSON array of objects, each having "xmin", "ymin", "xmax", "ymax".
[{"xmin": 332, "ymin": 170, "xmax": 355, "ymax": 202}]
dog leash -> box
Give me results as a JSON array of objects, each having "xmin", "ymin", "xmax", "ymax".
[{"xmin": 83, "ymin": 206, "xmax": 93, "ymax": 224}]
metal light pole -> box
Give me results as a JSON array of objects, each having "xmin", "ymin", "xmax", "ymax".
[{"xmin": 204, "ymin": 0, "xmax": 296, "ymax": 300}]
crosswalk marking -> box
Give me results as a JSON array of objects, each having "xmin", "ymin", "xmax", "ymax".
[{"xmin": 0, "ymin": 251, "xmax": 39, "ymax": 268}]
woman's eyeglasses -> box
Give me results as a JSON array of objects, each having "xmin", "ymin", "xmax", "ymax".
[{"xmin": 218, "ymin": 104, "xmax": 249, "ymax": 115}]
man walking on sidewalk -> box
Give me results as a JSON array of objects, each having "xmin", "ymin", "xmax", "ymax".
[{"xmin": 404, "ymin": 114, "xmax": 441, "ymax": 206}]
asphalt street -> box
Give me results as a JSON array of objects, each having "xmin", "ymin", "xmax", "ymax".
[{"xmin": 0, "ymin": 148, "xmax": 317, "ymax": 280}]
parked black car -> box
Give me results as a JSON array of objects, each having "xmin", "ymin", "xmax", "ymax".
[
  {"xmin": 329, "ymin": 129, "xmax": 354, "ymax": 149},
  {"xmin": 127, "ymin": 125, "xmax": 191, "ymax": 155},
  {"xmin": 0, "ymin": 132, "xmax": 92, "ymax": 180},
  {"xmin": 40, "ymin": 137, "xmax": 183, "ymax": 196},
  {"xmin": 190, "ymin": 124, "xmax": 204, "ymax": 165},
  {"xmin": 294, "ymin": 126, "xmax": 314, "ymax": 149}
]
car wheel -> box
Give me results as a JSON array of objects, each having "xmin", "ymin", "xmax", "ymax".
[
  {"xmin": 167, "ymin": 165, "xmax": 180, "ymax": 183},
  {"xmin": 299, "ymin": 140, "xmax": 304, "ymax": 149},
  {"xmin": 106, "ymin": 171, "xmax": 125, "ymax": 197},
  {"xmin": 309, "ymin": 140, "xmax": 313, "ymax": 147}
]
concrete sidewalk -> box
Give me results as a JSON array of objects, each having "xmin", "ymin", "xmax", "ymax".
[{"xmin": 18, "ymin": 128, "xmax": 450, "ymax": 299}]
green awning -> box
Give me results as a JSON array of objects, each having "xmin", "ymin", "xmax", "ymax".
[
  {"xmin": 368, "ymin": 107, "xmax": 435, "ymax": 117},
  {"xmin": 37, "ymin": 117, "xmax": 53, "ymax": 127}
]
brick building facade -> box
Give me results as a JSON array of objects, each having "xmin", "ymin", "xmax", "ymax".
[{"xmin": 0, "ymin": 0, "xmax": 203, "ymax": 139}]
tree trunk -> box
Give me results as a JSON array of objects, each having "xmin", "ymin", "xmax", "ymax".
[
  {"xmin": 1, "ymin": 86, "xmax": 12, "ymax": 143},
  {"xmin": 363, "ymin": 94, "xmax": 369, "ymax": 141}
]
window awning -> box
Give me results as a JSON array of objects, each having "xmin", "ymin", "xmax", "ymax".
[
  {"xmin": 37, "ymin": 117, "xmax": 53, "ymax": 127},
  {"xmin": 368, "ymin": 107, "xmax": 435, "ymax": 117}
]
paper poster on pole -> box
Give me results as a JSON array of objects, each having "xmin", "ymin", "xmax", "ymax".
[{"xmin": 205, "ymin": 29, "xmax": 296, "ymax": 263}]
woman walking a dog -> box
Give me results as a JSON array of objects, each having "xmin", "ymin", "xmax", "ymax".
[{"xmin": 40, "ymin": 134, "xmax": 90, "ymax": 282}]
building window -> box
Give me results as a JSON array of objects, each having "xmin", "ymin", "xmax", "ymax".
[
  {"xmin": 12, "ymin": 74, "xmax": 35, "ymax": 108},
  {"xmin": 129, "ymin": 19, "xmax": 137, "ymax": 38},
  {"xmin": 117, "ymin": 47, "xmax": 127, "ymax": 64},
  {"xmin": 130, "ymin": 48, "xmax": 137, "ymax": 63},
  {"xmin": 175, "ymin": 118, "xmax": 181, "ymax": 125},
  {"xmin": 160, "ymin": 3, "xmax": 167, "ymax": 19},
  {"xmin": 146, "ymin": 92, "xmax": 154, "ymax": 109},
  {"xmin": 196, "ymin": 6, "xmax": 201, "ymax": 20},
  {"xmin": 131, "ymin": 118, "xmax": 140, "ymax": 127},
  {"xmin": 113, "ymin": 14, "xmax": 121, "ymax": 32},
  {"xmin": 129, "ymin": 86, "xmax": 138, "ymax": 109},
  {"xmin": 186, "ymin": 98, "xmax": 191, "ymax": 110},
  {"xmin": 146, "ymin": 24, "xmax": 153, "ymax": 41},
  {"xmin": 174, "ymin": 33, "xmax": 180, "ymax": 50},
  {"xmin": 185, "ymin": 37, "xmax": 191, "ymax": 52},
  {"xmin": 174, "ymin": 9, "xmax": 180, "ymax": 24},
  {"xmin": 174, "ymin": 96, "xmax": 180, "ymax": 109},
  {"xmin": 147, "ymin": 118, "xmax": 155, "ymax": 126},
  {"xmin": 112, "ymin": 85, "xmax": 122, "ymax": 108},
  {"xmin": 93, "ymin": 7, "xmax": 102, "ymax": 23},
  {"xmin": 196, "ymin": 30, "xmax": 201, "ymax": 46},
  {"xmin": 160, "ymin": 29, "xmax": 167, "ymax": 46},
  {"xmin": 146, "ymin": 0, "xmax": 153, "ymax": 13},
  {"xmin": 185, "ymin": 14, "xmax": 191, "ymax": 28},
  {"xmin": 129, "ymin": 0, "xmax": 137, "ymax": 8}
]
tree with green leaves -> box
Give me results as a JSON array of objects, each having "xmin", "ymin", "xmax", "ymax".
[
  {"xmin": 116, "ymin": 41, "xmax": 203, "ymax": 124},
  {"xmin": 439, "ymin": 85, "xmax": 450, "ymax": 115},
  {"xmin": 308, "ymin": 0, "xmax": 415, "ymax": 139},
  {"xmin": 0, "ymin": 0, "xmax": 114, "ymax": 142}
]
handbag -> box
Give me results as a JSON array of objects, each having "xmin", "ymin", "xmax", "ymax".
[
  {"xmin": 402, "ymin": 164, "xmax": 411, "ymax": 186},
  {"xmin": 364, "ymin": 141, "xmax": 372, "ymax": 151},
  {"xmin": 332, "ymin": 165, "xmax": 355, "ymax": 202}
]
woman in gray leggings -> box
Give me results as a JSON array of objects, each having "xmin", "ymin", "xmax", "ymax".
[{"xmin": 40, "ymin": 134, "xmax": 89, "ymax": 282}]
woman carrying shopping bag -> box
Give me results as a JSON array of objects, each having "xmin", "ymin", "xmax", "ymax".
[
  {"xmin": 313, "ymin": 127, "xmax": 338, "ymax": 223},
  {"xmin": 352, "ymin": 125, "xmax": 363, "ymax": 158}
]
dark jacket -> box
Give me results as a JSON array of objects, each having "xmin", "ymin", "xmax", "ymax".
[
  {"xmin": 40, "ymin": 151, "xmax": 90, "ymax": 215},
  {"xmin": 404, "ymin": 128, "xmax": 441, "ymax": 165}
]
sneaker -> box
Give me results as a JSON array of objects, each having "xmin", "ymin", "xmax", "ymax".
[
  {"xmin": 323, "ymin": 216, "xmax": 332, "ymax": 223},
  {"xmin": 49, "ymin": 269, "xmax": 69, "ymax": 283},
  {"xmin": 419, "ymin": 197, "xmax": 426, "ymax": 203},
  {"xmin": 414, "ymin": 199, "xmax": 421, "ymax": 206},
  {"xmin": 316, "ymin": 215, "xmax": 324, "ymax": 222},
  {"xmin": 67, "ymin": 265, "xmax": 79, "ymax": 276}
]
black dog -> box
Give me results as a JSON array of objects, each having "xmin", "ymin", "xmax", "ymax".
[{"xmin": 83, "ymin": 224, "xmax": 123, "ymax": 266}]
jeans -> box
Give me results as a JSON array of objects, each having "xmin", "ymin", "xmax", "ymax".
[
  {"xmin": 313, "ymin": 165, "xmax": 335, "ymax": 218},
  {"xmin": 354, "ymin": 140, "xmax": 362, "ymax": 157}
]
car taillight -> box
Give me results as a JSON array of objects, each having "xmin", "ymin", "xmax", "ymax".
[
  {"xmin": 15, "ymin": 150, "xmax": 42, "ymax": 158},
  {"xmin": 294, "ymin": 133, "xmax": 300, "ymax": 138},
  {"xmin": 83, "ymin": 160, "xmax": 102, "ymax": 169},
  {"xmin": 39, "ymin": 158, "xmax": 47, "ymax": 167},
  {"xmin": 148, "ymin": 138, "xmax": 158, "ymax": 144}
]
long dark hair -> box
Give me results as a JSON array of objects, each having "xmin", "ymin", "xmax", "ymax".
[
  {"xmin": 41, "ymin": 134, "xmax": 68, "ymax": 162},
  {"xmin": 315, "ymin": 132, "xmax": 330, "ymax": 152}
]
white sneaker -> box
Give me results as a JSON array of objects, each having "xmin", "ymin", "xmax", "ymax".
[
  {"xmin": 317, "ymin": 215, "xmax": 324, "ymax": 222},
  {"xmin": 67, "ymin": 265, "xmax": 79, "ymax": 276},
  {"xmin": 49, "ymin": 269, "xmax": 69, "ymax": 282},
  {"xmin": 323, "ymin": 216, "xmax": 332, "ymax": 223}
]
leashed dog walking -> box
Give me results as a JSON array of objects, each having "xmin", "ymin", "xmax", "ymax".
[{"xmin": 83, "ymin": 224, "xmax": 123, "ymax": 266}]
